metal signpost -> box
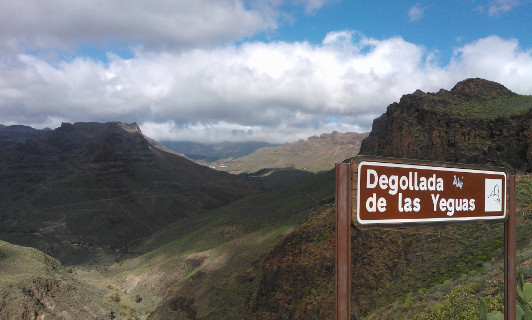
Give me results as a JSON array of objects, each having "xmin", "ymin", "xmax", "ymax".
[
  {"xmin": 335, "ymin": 156, "xmax": 516, "ymax": 320},
  {"xmin": 335, "ymin": 163, "xmax": 351, "ymax": 320}
]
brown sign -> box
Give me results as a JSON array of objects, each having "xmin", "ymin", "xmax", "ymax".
[{"xmin": 355, "ymin": 160, "xmax": 507, "ymax": 227}]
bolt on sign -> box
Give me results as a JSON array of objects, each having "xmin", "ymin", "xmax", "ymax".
[{"xmin": 354, "ymin": 158, "xmax": 507, "ymax": 228}]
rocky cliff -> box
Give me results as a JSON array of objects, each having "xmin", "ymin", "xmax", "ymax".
[{"xmin": 360, "ymin": 78, "xmax": 532, "ymax": 172}]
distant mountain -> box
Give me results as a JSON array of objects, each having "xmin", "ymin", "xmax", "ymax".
[
  {"xmin": 207, "ymin": 131, "xmax": 369, "ymax": 173},
  {"xmin": 0, "ymin": 122, "xmax": 260, "ymax": 263},
  {"xmin": 0, "ymin": 124, "xmax": 51, "ymax": 148},
  {"xmin": 160, "ymin": 140, "xmax": 277, "ymax": 161}
]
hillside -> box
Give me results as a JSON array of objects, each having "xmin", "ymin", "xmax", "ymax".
[
  {"xmin": 247, "ymin": 78, "xmax": 532, "ymax": 319},
  {"xmin": 0, "ymin": 121, "xmax": 339, "ymax": 319},
  {"xmin": 136, "ymin": 170, "xmax": 335, "ymax": 319},
  {"xmin": 246, "ymin": 175, "xmax": 532, "ymax": 319},
  {"xmin": 38, "ymin": 169, "xmax": 334, "ymax": 320},
  {"xmin": 0, "ymin": 240, "xmax": 115, "ymax": 319},
  {"xmin": 205, "ymin": 131, "xmax": 369, "ymax": 173},
  {"xmin": 0, "ymin": 122, "xmax": 259, "ymax": 264}
]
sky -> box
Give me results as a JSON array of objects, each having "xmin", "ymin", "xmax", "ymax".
[{"xmin": 0, "ymin": 0, "xmax": 531, "ymax": 144}]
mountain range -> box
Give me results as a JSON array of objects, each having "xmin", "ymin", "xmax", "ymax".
[
  {"xmin": 0, "ymin": 78, "xmax": 530, "ymax": 319},
  {"xmin": 0, "ymin": 122, "xmax": 259, "ymax": 264}
]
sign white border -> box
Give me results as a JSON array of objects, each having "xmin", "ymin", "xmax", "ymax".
[{"xmin": 356, "ymin": 161, "xmax": 507, "ymax": 226}]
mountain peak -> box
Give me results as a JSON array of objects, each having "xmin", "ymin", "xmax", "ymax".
[
  {"xmin": 113, "ymin": 122, "xmax": 141, "ymax": 133},
  {"xmin": 450, "ymin": 78, "xmax": 514, "ymax": 98}
]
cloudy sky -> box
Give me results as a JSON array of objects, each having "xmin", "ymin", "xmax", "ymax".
[{"xmin": 1, "ymin": 0, "xmax": 531, "ymax": 143}]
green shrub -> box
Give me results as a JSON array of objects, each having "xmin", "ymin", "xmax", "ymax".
[
  {"xmin": 110, "ymin": 293, "xmax": 120, "ymax": 303},
  {"xmin": 415, "ymin": 285, "xmax": 477, "ymax": 320}
]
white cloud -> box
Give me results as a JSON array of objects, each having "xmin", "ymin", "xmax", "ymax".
[
  {"xmin": 408, "ymin": 3, "xmax": 428, "ymax": 22},
  {"xmin": 448, "ymin": 36, "xmax": 532, "ymax": 93},
  {"xmin": 1, "ymin": 32, "xmax": 531, "ymax": 143},
  {"xmin": 0, "ymin": 0, "xmax": 278, "ymax": 52},
  {"xmin": 294, "ymin": 0, "xmax": 332, "ymax": 14},
  {"xmin": 0, "ymin": 0, "xmax": 340, "ymax": 54},
  {"xmin": 487, "ymin": 0, "xmax": 523, "ymax": 16},
  {"xmin": 474, "ymin": 0, "xmax": 530, "ymax": 16}
]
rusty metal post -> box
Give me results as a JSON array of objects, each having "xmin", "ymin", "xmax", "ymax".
[
  {"xmin": 505, "ymin": 175, "xmax": 516, "ymax": 320},
  {"xmin": 335, "ymin": 163, "xmax": 351, "ymax": 320}
]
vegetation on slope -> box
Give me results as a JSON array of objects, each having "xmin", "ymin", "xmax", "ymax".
[
  {"xmin": 246, "ymin": 174, "xmax": 532, "ymax": 319},
  {"xmin": 425, "ymin": 78, "xmax": 532, "ymax": 120},
  {"xmin": 62, "ymin": 169, "xmax": 335, "ymax": 319},
  {"xmin": 0, "ymin": 121, "xmax": 348, "ymax": 319}
]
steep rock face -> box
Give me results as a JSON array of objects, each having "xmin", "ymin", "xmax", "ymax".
[
  {"xmin": 360, "ymin": 78, "xmax": 532, "ymax": 172},
  {"xmin": 0, "ymin": 122, "xmax": 260, "ymax": 263}
]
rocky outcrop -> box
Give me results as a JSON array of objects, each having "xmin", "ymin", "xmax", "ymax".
[{"xmin": 360, "ymin": 78, "xmax": 532, "ymax": 172}]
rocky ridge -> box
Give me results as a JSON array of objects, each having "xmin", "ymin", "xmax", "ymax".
[{"xmin": 360, "ymin": 78, "xmax": 532, "ymax": 172}]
